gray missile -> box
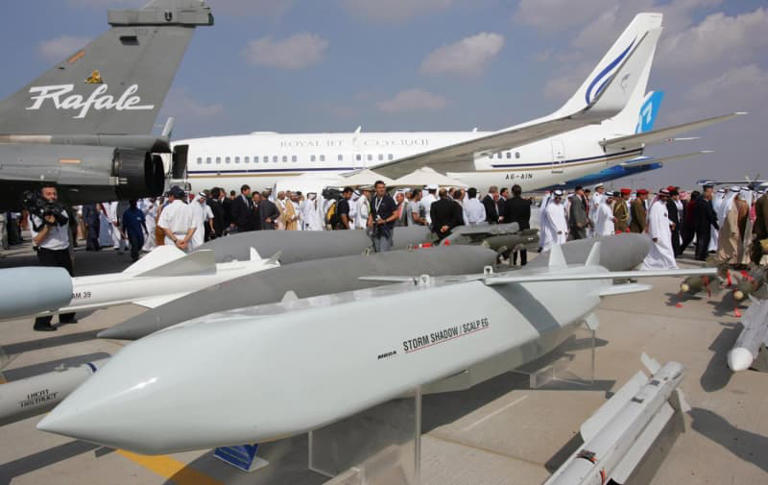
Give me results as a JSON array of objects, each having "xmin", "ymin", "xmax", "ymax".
[
  {"xmin": 0, "ymin": 267, "xmax": 72, "ymax": 320},
  {"xmin": 200, "ymin": 226, "xmax": 433, "ymax": 263},
  {"xmin": 98, "ymin": 246, "xmax": 498, "ymax": 340},
  {"xmin": 727, "ymin": 299, "xmax": 768, "ymax": 372},
  {"xmin": 0, "ymin": 359, "xmax": 107, "ymax": 426},
  {"xmin": 731, "ymin": 268, "xmax": 766, "ymax": 302},
  {"xmin": 528, "ymin": 233, "xmax": 651, "ymax": 272},
  {"xmin": 546, "ymin": 357, "xmax": 686, "ymax": 485}
]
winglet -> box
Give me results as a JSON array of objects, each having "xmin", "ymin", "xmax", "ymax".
[
  {"xmin": 549, "ymin": 244, "xmax": 567, "ymax": 269},
  {"xmin": 585, "ymin": 241, "xmax": 601, "ymax": 267}
]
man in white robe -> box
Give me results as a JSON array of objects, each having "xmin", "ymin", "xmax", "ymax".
[
  {"xmin": 642, "ymin": 189, "xmax": 678, "ymax": 270},
  {"xmin": 105, "ymin": 201, "xmax": 127, "ymax": 252},
  {"xmin": 594, "ymin": 192, "xmax": 616, "ymax": 236},
  {"xmin": 355, "ymin": 188, "xmax": 371, "ymax": 229},
  {"xmin": 140, "ymin": 198, "xmax": 158, "ymax": 252},
  {"xmin": 300, "ymin": 193, "xmax": 324, "ymax": 231},
  {"xmin": 188, "ymin": 192, "xmax": 213, "ymax": 251},
  {"xmin": 541, "ymin": 190, "xmax": 568, "ymax": 251}
]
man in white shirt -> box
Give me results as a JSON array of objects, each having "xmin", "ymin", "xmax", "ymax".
[
  {"xmin": 463, "ymin": 188, "xmax": 487, "ymax": 225},
  {"xmin": 30, "ymin": 185, "xmax": 76, "ymax": 331},
  {"xmin": 189, "ymin": 192, "xmax": 214, "ymax": 251},
  {"xmin": 157, "ymin": 186, "xmax": 196, "ymax": 252},
  {"xmin": 355, "ymin": 188, "xmax": 371, "ymax": 230},
  {"xmin": 421, "ymin": 185, "xmax": 438, "ymax": 225}
]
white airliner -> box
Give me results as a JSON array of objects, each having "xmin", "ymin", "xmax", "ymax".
[{"xmin": 176, "ymin": 13, "xmax": 742, "ymax": 195}]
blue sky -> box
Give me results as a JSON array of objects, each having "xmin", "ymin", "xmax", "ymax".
[{"xmin": 1, "ymin": 0, "xmax": 766, "ymax": 189}]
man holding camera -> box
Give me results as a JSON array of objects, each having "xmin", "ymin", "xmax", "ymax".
[
  {"xmin": 30, "ymin": 185, "xmax": 76, "ymax": 331},
  {"xmin": 367, "ymin": 180, "xmax": 398, "ymax": 252}
]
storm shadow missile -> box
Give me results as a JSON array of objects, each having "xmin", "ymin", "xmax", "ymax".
[
  {"xmin": 528, "ymin": 233, "xmax": 652, "ymax": 272},
  {"xmin": 0, "ymin": 359, "xmax": 107, "ymax": 426},
  {"xmin": 727, "ymin": 299, "xmax": 768, "ymax": 372},
  {"xmin": 98, "ymin": 246, "xmax": 498, "ymax": 340},
  {"xmin": 200, "ymin": 225, "xmax": 433, "ymax": 263},
  {"xmin": 36, "ymin": 245, "xmax": 278, "ymax": 317},
  {"xmin": 0, "ymin": 267, "xmax": 72, "ymax": 320},
  {"xmin": 38, "ymin": 244, "xmax": 715, "ymax": 454},
  {"xmin": 546, "ymin": 356, "xmax": 686, "ymax": 485}
]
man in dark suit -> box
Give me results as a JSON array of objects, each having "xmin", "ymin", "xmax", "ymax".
[
  {"xmin": 207, "ymin": 187, "xmax": 227, "ymax": 238},
  {"xmin": 502, "ymin": 184, "xmax": 532, "ymax": 265},
  {"xmin": 497, "ymin": 187, "xmax": 509, "ymax": 222},
  {"xmin": 230, "ymin": 184, "xmax": 257, "ymax": 233},
  {"xmin": 482, "ymin": 186, "xmax": 500, "ymax": 223},
  {"xmin": 568, "ymin": 185, "xmax": 589, "ymax": 239},
  {"xmin": 430, "ymin": 188, "xmax": 463, "ymax": 240},
  {"xmin": 693, "ymin": 184, "xmax": 719, "ymax": 261},
  {"xmin": 666, "ymin": 187, "xmax": 681, "ymax": 256},
  {"xmin": 255, "ymin": 192, "xmax": 280, "ymax": 230}
]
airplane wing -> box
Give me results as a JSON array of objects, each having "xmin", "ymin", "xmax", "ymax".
[
  {"xmin": 600, "ymin": 112, "xmax": 746, "ymax": 151},
  {"xmin": 372, "ymin": 21, "xmax": 663, "ymax": 179},
  {"xmin": 620, "ymin": 150, "xmax": 713, "ymax": 167}
]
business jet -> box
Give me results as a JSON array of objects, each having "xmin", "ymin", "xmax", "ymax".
[{"xmin": 175, "ymin": 13, "xmax": 742, "ymax": 195}]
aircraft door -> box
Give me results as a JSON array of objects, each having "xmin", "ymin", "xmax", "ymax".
[{"xmin": 551, "ymin": 139, "xmax": 565, "ymax": 173}]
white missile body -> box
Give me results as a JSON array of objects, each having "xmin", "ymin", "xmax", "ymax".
[
  {"xmin": 37, "ymin": 244, "xmax": 715, "ymax": 454},
  {"xmin": 727, "ymin": 299, "xmax": 768, "ymax": 372},
  {"xmin": 0, "ymin": 267, "xmax": 72, "ymax": 320},
  {"xmin": 546, "ymin": 357, "xmax": 686, "ymax": 485},
  {"xmin": 39, "ymin": 245, "xmax": 279, "ymax": 315}
]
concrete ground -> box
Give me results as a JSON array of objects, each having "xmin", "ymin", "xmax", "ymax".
[{"xmin": 0, "ymin": 240, "xmax": 766, "ymax": 484}]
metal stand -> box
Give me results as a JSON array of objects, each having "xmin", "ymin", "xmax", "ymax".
[
  {"xmin": 514, "ymin": 324, "xmax": 597, "ymax": 389},
  {"xmin": 310, "ymin": 387, "xmax": 422, "ymax": 485},
  {"xmin": 752, "ymin": 343, "xmax": 768, "ymax": 372}
]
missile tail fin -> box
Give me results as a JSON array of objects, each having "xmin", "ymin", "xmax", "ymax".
[
  {"xmin": 548, "ymin": 244, "xmax": 567, "ymax": 269},
  {"xmin": 585, "ymin": 241, "xmax": 601, "ymax": 267}
]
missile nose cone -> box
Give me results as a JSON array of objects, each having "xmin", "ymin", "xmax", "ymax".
[
  {"xmin": 727, "ymin": 348, "xmax": 753, "ymax": 372},
  {"xmin": 680, "ymin": 283, "xmax": 690, "ymax": 293},
  {"xmin": 733, "ymin": 290, "xmax": 745, "ymax": 301}
]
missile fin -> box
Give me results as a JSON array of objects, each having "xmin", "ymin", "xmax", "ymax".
[
  {"xmin": 249, "ymin": 247, "xmax": 262, "ymax": 261},
  {"xmin": 580, "ymin": 371, "xmax": 648, "ymax": 441},
  {"xmin": 611, "ymin": 401, "xmax": 675, "ymax": 483},
  {"xmin": 641, "ymin": 352, "xmax": 661, "ymax": 374},
  {"xmin": 135, "ymin": 250, "xmax": 216, "ymax": 277},
  {"xmin": 548, "ymin": 244, "xmax": 567, "ymax": 269},
  {"xmin": 281, "ymin": 291, "xmax": 298, "ymax": 303},
  {"xmin": 134, "ymin": 294, "xmax": 186, "ymax": 309},
  {"xmin": 123, "ymin": 245, "xmax": 185, "ymax": 275},
  {"xmin": 585, "ymin": 241, "xmax": 601, "ymax": 266},
  {"xmin": 265, "ymin": 251, "xmax": 282, "ymax": 266}
]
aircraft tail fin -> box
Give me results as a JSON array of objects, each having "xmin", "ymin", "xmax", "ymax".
[
  {"xmin": 0, "ymin": 0, "xmax": 213, "ymax": 136},
  {"xmin": 635, "ymin": 91, "xmax": 664, "ymax": 133},
  {"xmin": 556, "ymin": 13, "xmax": 662, "ymax": 122}
]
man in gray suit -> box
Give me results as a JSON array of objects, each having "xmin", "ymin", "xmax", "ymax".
[{"xmin": 569, "ymin": 185, "xmax": 589, "ymax": 240}]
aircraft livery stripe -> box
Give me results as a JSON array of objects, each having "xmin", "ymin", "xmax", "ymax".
[{"xmin": 585, "ymin": 39, "xmax": 635, "ymax": 105}]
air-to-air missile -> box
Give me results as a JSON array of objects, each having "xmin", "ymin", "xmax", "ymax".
[
  {"xmin": 731, "ymin": 267, "xmax": 767, "ymax": 302},
  {"xmin": 727, "ymin": 299, "xmax": 768, "ymax": 372},
  {"xmin": 546, "ymin": 355, "xmax": 686, "ymax": 485},
  {"xmin": 38, "ymin": 243, "xmax": 715, "ymax": 454},
  {"xmin": 98, "ymin": 245, "xmax": 499, "ymax": 340},
  {"xmin": 679, "ymin": 274, "xmax": 718, "ymax": 296},
  {"xmin": 0, "ymin": 359, "xmax": 108, "ymax": 426},
  {"xmin": 98, "ymin": 233, "xmax": 649, "ymax": 341},
  {"xmin": 0, "ymin": 267, "xmax": 72, "ymax": 321},
  {"xmin": 34, "ymin": 245, "xmax": 278, "ymax": 317},
  {"xmin": 199, "ymin": 223, "xmax": 532, "ymax": 263}
]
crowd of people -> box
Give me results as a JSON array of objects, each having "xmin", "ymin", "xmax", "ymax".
[{"xmin": 538, "ymin": 183, "xmax": 768, "ymax": 270}]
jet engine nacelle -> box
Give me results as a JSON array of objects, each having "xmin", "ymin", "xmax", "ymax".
[{"xmin": 112, "ymin": 148, "xmax": 165, "ymax": 200}]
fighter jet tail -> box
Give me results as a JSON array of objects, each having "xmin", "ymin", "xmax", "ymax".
[{"xmin": 0, "ymin": 0, "xmax": 213, "ymax": 136}]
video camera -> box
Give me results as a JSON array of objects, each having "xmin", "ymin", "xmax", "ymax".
[
  {"xmin": 322, "ymin": 187, "xmax": 343, "ymax": 201},
  {"xmin": 22, "ymin": 190, "xmax": 69, "ymax": 227}
]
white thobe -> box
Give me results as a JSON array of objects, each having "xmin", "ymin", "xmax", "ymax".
[
  {"xmin": 421, "ymin": 193, "xmax": 436, "ymax": 225},
  {"xmin": 355, "ymin": 197, "xmax": 370, "ymax": 229},
  {"xmin": 463, "ymin": 198, "xmax": 486, "ymax": 225},
  {"xmin": 301, "ymin": 199, "xmax": 324, "ymax": 231},
  {"xmin": 594, "ymin": 202, "xmax": 615, "ymax": 236},
  {"xmin": 105, "ymin": 201, "xmax": 126, "ymax": 250},
  {"xmin": 140, "ymin": 199, "xmax": 157, "ymax": 251},
  {"xmin": 188, "ymin": 201, "xmax": 213, "ymax": 250},
  {"xmin": 542, "ymin": 201, "xmax": 568, "ymax": 251},
  {"xmin": 641, "ymin": 200, "xmax": 678, "ymax": 270}
]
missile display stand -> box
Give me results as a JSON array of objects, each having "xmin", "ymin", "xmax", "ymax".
[
  {"xmin": 310, "ymin": 387, "xmax": 422, "ymax": 485},
  {"xmin": 213, "ymin": 444, "xmax": 269, "ymax": 473}
]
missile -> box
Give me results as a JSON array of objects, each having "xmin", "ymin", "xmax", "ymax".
[
  {"xmin": 529, "ymin": 233, "xmax": 651, "ymax": 272},
  {"xmin": 0, "ymin": 267, "xmax": 72, "ymax": 321},
  {"xmin": 679, "ymin": 275, "xmax": 718, "ymax": 295},
  {"xmin": 98, "ymin": 246, "xmax": 498, "ymax": 340},
  {"xmin": 39, "ymin": 244, "xmax": 715, "ymax": 454},
  {"xmin": 546, "ymin": 357, "xmax": 685, "ymax": 485},
  {"xmin": 731, "ymin": 268, "xmax": 766, "ymax": 302},
  {"xmin": 38, "ymin": 245, "xmax": 278, "ymax": 317},
  {"xmin": 0, "ymin": 359, "xmax": 107, "ymax": 426},
  {"xmin": 727, "ymin": 299, "xmax": 768, "ymax": 372}
]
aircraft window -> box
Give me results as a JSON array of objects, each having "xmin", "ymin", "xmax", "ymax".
[
  {"xmin": 311, "ymin": 155, "xmax": 316, "ymax": 162},
  {"xmin": 356, "ymin": 154, "xmax": 362, "ymax": 161},
  {"xmin": 264, "ymin": 155, "xmax": 269, "ymax": 162},
  {"xmin": 338, "ymin": 154, "xmax": 343, "ymax": 161},
  {"xmin": 515, "ymin": 152, "xmax": 520, "ymax": 159},
  {"xmin": 367, "ymin": 154, "xmax": 372, "ymax": 161},
  {"xmin": 506, "ymin": 152, "xmax": 511, "ymax": 159},
  {"xmin": 196, "ymin": 157, "xmax": 202, "ymax": 165},
  {"xmin": 378, "ymin": 154, "xmax": 383, "ymax": 161},
  {"xmin": 292, "ymin": 155, "xmax": 297, "ymax": 162},
  {"xmin": 282, "ymin": 156, "xmax": 288, "ymax": 162},
  {"xmin": 253, "ymin": 156, "xmax": 258, "ymax": 163},
  {"xmin": 320, "ymin": 155, "xmax": 325, "ymax": 162},
  {"xmin": 234, "ymin": 156, "xmax": 240, "ymax": 164},
  {"xmin": 215, "ymin": 157, "xmax": 221, "ymax": 164},
  {"xmin": 272, "ymin": 156, "xmax": 278, "ymax": 163},
  {"xmin": 388, "ymin": 154, "xmax": 394, "ymax": 160},
  {"xmin": 206, "ymin": 157, "xmax": 211, "ymax": 164},
  {"xmin": 225, "ymin": 157, "xmax": 231, "ymax": 164}
]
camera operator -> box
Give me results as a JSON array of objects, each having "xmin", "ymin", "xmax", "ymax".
[
  {"xmin": 367, "ymin": 180, "xmax": 397, "ymax": 252},
  {"xmin": 29, "ymin": 185, "xmax": 76, "ymax": 331}
]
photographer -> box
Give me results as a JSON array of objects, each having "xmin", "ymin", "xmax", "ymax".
[
  {"xmin": 367, "ymin": 180, "xmax": 397, "ymax": 252},
  {"xmin": 29, "ymin": 185, "xmax": 76, "ymax": 331}
]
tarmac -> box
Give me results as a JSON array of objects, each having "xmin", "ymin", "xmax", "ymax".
[{"xmin": 0, "ymin": 237, "xmax": 766, "ymax": 484}]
